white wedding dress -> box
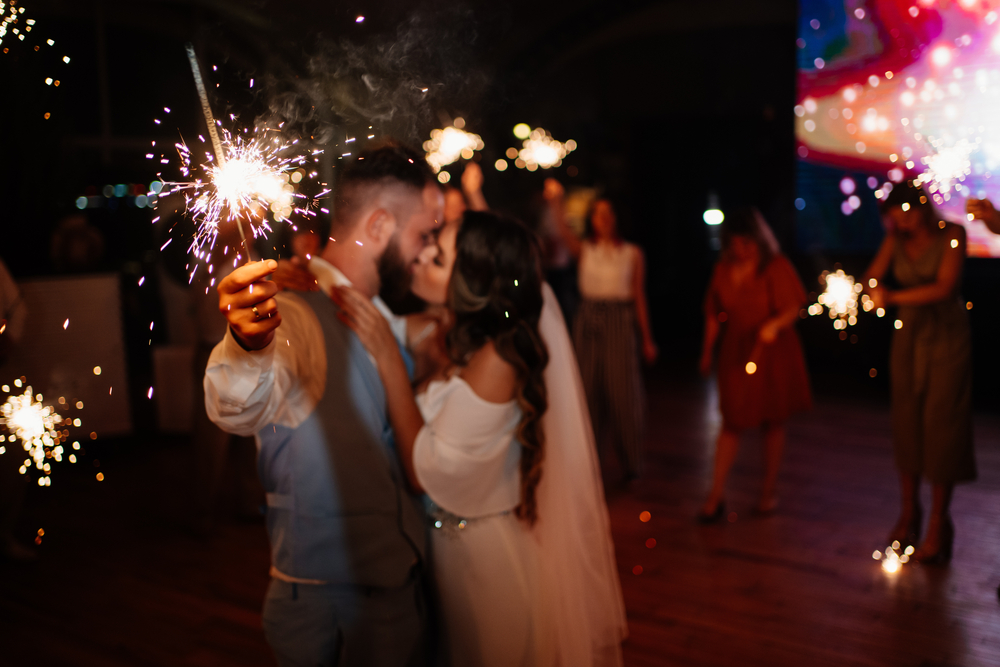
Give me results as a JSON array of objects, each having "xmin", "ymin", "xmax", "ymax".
[{"xmin": 412, "ymin": 284, "xmax": 626, "ymax": 667}]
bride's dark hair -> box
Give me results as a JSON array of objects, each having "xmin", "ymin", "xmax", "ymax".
[{"xmin": 448, "ymin": 211, "xmax": 549, "ymax": 524}]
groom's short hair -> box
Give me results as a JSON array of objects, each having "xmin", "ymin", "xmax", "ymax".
[{"xmin": 331, "ymin": 142, "xmax": 436, "ymax": 233}]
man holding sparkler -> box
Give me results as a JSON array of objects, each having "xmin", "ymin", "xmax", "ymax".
[{"xmin": 204, "ymin": 144, "xmax": 442, "ymax": 667}]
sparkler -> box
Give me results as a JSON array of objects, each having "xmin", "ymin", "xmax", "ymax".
[
  {"xmin": 806, "ymin": 269, "xmax": 870, "ymax": 330},
  {"xmin": 423, "ymin": 119, "xmax": 484, "ymax": 178},
  {"xmin": 184, "ymin": 43, "xmax": 253, "ymax": 261},
  {"xmin": 0, "ymin": 380, "xmax": 79, "ymax": 486},
  {"xmin": 508, "ymin": 126, "xmax": 576, "ymax": 171},
  {"xmin": 155, "ymin": 46, "xmax": 326, "ymax": 275},
  {"xmin": 873, "ymin": 541, "xmax": 914, "ymax": 573}
]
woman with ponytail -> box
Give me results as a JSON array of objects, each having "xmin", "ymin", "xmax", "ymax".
[{"xmin": 335, "ymin": 209, "xmax": 626, "ymax": 666}]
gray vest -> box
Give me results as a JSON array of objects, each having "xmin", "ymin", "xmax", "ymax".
[{"xmin": 258, "ymin": 291, "xmax": 426, "ymax": 586}]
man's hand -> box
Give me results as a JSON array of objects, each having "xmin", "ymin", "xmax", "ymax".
[{"xmin": 218, "ymin": 259, "xmax": 282, "ymax": 350}]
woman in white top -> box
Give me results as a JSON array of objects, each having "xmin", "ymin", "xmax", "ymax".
[
  {"xmin": 545, "ymin": 179, "xmax": 657, "ymax": 481},
  {"xmin": 336, "ymin": 210, "xmax": 627, "ymax": 666}
]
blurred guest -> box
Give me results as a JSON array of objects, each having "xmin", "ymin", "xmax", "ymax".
[
  {"xmin": 0, "ymin": 255, "xmax": 33, "ymax": 560},
  {"xmin": 866, "ymin": 182, "xmax": 974, "ymax": 563},
  {"xmin": 546, "ymin": 179, "xmax": 657, "ymax": 481},
  {"xmin": 698, "ymin": 207, "xmax": 810, "ymax": 521},
  {"xmin": 50, "ymin": 214, "xmax": 105, "ymax": 273},
  {"xmin": 537, "ymin": 184, "xmax": 580, "ymax": 325},
  {"xmin": 443, "ymin": 161, "xmax": 488, "ymax": 225}
]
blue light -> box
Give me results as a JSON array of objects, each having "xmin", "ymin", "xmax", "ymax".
[
  {"xmin": 114, "ymin": 184, "xmax": 127, "ymax": 197},
  {"xmin": 75, "ymin": 196, "xmax": 87, "ymax": 210},
  {"xmin": 135, "ymin": 195, "xmax": 148, "ymax": 208},
  {"xmin": 795, "ymin": 198, "xmax": 806, "ymax": 210},
  {"xmin": 149, "ymin": 181, "xmax": 163, "ymax": 194}
]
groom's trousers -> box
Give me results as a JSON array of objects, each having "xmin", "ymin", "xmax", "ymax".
[{"xmin": 262, "ymin": 570, "xmax": 427, "ymax": 667}]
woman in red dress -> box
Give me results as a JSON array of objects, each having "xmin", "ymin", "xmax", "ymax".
[{"xmin": 698, "ymin": 207, "xmax": 812, "ymax": 521}]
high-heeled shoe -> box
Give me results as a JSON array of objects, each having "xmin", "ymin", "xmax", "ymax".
[
  {"xmin": 914, "ymin": 518, "xmax": 954, "ymax": 565},
  {"xmin": 697, "ymin": 500, "xmax": 726, "ymax": 525},
  {"xmin": 886, "ymin": 509, "xmax": 923, "ymax": 549}
]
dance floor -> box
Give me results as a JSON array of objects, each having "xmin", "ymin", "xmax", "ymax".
[{"xmin": 1, "ymin": 373, "xmax": 999, "ymax": 666}]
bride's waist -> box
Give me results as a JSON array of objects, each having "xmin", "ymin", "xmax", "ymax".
[{"xmin": 427, "ymin": 501, "xmax": 515, "ymax": 534}]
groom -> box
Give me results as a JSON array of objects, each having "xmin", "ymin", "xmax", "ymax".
[{"xmin": 204, "ymin": 143, "xmax": 443, "ymax": 666}]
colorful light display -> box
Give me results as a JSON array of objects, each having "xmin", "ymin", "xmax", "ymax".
[{"xmin": 797, "ymin": 0, "xmax": 1000, "ymax": 256}]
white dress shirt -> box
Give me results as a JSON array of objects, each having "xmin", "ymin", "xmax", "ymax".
[{"xmin": 204, "ymin": 256, "xmax": 403, "ymax": 437}]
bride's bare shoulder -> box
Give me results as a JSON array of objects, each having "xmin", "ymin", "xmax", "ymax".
[{"xmin": 459, "ymin": 341, "xmax": 517, "ymax": 403}]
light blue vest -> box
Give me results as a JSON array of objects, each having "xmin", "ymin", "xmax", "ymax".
[{"xmin": 258, "ymin": 291, "xmax": 426, "ymax": 586}]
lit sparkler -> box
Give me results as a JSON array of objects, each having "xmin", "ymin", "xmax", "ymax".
[
  {"xmin": 164, "ymin": 131, "xmax": 315, "ymax": 264},
  {"xmin": 914, "ymin": 138, "xmax": 977, "ymax": 195},
  {"xmin": 0, "ymin": 380, "xmax": 78, "ymax": 486},
  {"xmin": 873, "ymin": 540, "xmax": 914, "ymax": 573},
  {"xmin": 509, "ymin": 126, "xmax": 576, "ymax": 171},
  {"xmin": 155, "ymin": 45, "xmax": 327, "ymax": 274},
  {"xmin": 423, "ymin": 119, "xmax": 484, "ymax": 177},
  {"xmin": 807, "ymin": 269, "xmax": 868, "ymax": 329}
]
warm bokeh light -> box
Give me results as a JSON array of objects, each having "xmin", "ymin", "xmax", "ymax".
[
  {"xmin": 809, "ymin": 270, "xmax": 863, "ymax": 330},
  {"xmin": 423, "ymin": 124, "xmax": 484, "ymax": 173},
  {"xmin": 0, "ymin": 384, "xmax": 77, "ymax": 485}
]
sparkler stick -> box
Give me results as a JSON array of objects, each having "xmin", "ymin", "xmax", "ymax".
[{"xmin": 184, "ymin": 42, "xmax": 253, "ymax": 262}]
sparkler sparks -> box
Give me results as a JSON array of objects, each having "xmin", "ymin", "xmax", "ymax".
[
  {"xmin": 153, "ymin": 45, "xmax": 327, "ymax": 272},
  {"xmin": 873, "ymin": 541, "xmax": 914, "ymax": 573},
  {"xmin": 914, "ymin": 138, "xmax": 977, "ymax": 195},
  {"xmin": 509, "ymin": 126, "xmax": 576, "ymax": 171},
  {"xmin": 162, "ymin": 130, "xmax": 316, "ymax": 263},
  {"xmin": 0, "ymin": 382, "xmax": 77, "ymax": 486},
  {"xmin": 423, "ymin": 120, "xmax": 484, "ymax": 174},
  {"xmin": 807, "ymin": 269, "xmax": 865, "ymax": 330},
  {"xmin": 0, "ymin": 2, "xmax": 70, "ymax": 86}
]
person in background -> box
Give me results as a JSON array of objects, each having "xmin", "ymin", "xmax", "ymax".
[
  {"xmin": 545, "ymin": 179, "xmax": 657, "ymax": 482},
  {"xmin": 0, "ymin": 255, "xmax": 32, "ymax": 561},
  {"xmin": 698, "ymin": 206, "xmax": 811, "ymax": 522},
  {"xmin": 864, "ymin": 182, "xmax": 974, "ymax": 563},
  {"xmin": 443, "ymin": 161, "xmax": 488, "ymax": 225}
]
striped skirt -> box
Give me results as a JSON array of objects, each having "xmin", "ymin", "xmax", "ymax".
[{"xmin": 573, "ymin": 299, "xmax": 645, "ymax": 477}]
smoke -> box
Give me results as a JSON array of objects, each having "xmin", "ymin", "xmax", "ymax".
[{"xmin": 262, "ymin": 5, "xmax": 489, "ymax": 146}]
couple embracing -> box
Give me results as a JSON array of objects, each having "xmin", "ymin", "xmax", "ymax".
[{"xmin": 204, "ymin": 143, "xmax": 626, "ymax": 667}]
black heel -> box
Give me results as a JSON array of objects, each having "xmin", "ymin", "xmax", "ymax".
[
  {"xmin": 914, "ymin": 519, "xmax": 954, "ymax": 565},
  {"xmin": 887, "ymin": 509, "xmax": 922, "ymax": 549},
  {"xmin": 697, "ymin": 501, "xmax": 726, "ymax": 525}
]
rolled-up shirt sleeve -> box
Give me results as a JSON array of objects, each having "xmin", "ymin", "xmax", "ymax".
[{"xmin": 204, "ymin": 292, "xmax": 325, "ymax": 436}]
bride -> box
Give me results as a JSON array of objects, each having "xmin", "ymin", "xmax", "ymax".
[{"xmin": 334, "ymin": 210, "xmax": 627, "ymax": 666}]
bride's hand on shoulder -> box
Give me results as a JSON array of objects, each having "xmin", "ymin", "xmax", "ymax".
[{"xmin": 333, "ymin": 286, "xmax": 399, "ymax": 362}]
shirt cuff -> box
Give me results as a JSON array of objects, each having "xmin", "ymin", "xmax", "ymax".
[{"xmin": 213, "ymin": 326, "xmax": 277, "ymax": 404}]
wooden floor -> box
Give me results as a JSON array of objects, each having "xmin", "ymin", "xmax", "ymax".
[{"xmin": 2, "ymin": 374, "xmax": 999, "ymax": 666}]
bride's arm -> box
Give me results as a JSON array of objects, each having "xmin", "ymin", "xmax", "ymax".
[{"xmin": 335, "ymin": 286, "xmax": 425, "ymax": 493}]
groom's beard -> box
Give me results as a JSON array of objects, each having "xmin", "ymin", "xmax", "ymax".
[{"xmin": 378, "ymin": 235, "xmax": 414, "ymax": 313}]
